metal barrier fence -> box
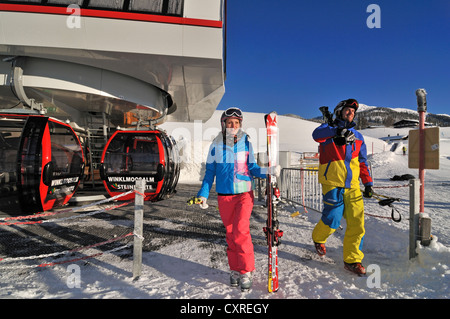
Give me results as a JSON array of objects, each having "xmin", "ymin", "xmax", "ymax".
[{"xmin": 279, "ymin": 168, "xmax": 323, "ymax": 213}]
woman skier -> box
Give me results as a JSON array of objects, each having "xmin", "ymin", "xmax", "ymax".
[{"xmin": 194, "ymin": 107, "xmax": 267, "ymax": 290}]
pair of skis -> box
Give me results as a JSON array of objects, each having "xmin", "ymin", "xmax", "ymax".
[{"xmin": 263, "ymin": 112, "xmax": 283, "ymax": 293}]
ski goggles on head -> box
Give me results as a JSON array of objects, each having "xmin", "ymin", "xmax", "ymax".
[
  {"xmin": 344, "ymin": 99, "xmax": 358, "ymax": 110},
  {"xmin": 224, "ymin": 107, "xmax": 242, "ymax": 118},
  {"xmin": 334, "ymin": 99, "xmax": 358, "ymax": 115}
]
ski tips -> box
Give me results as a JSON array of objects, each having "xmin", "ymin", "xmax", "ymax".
[{"xmin": 264, "ymin": 111, "xmax": 277, "ymax": 119}]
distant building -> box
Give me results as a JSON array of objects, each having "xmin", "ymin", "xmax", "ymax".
[{"xmin": 393, "ymin": 119, "xmax": 432, "ymax": 128}]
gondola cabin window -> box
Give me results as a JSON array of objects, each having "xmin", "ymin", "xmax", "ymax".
[{"xmin": 103, "ymin": 134, "xmax": 160, "ymax": 175}]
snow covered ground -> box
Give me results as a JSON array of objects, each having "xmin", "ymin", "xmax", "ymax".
[{"xmin": 0, "ymin": 111, "xmax": 448, "ymax": 300}]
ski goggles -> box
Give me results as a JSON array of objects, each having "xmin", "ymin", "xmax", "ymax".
[
  {"xmin": 344, "ymin": 99, "xmax": 359, "ymax": 110},
  {"xmin": 224, "ymin": 108, "xmax": 242, "ymax": 118},
  {"xmin": 335, "ymin": 99, "xmax": 358, "ymax": 115}
]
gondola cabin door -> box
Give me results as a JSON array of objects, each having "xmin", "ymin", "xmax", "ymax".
[
  {"xmin": 101, "ymin": 131, "xmax": 174, "ymax": 201},
  {"xmin": 0, "ymin": 115, "xmax": 84, "ymax": 215}
]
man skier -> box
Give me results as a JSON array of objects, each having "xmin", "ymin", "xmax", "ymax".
[{"xmin": 311, "ymin": 99, "xmax": 373, "ymax": 275}]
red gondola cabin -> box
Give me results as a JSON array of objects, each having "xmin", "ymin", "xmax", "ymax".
[
  {"xmin": 0, "ymin": 114, "xmax": 85, "ymax": 215},
  {"xmin": 100, "ymin": 130, "xmax": 179, "ymax": 201}
]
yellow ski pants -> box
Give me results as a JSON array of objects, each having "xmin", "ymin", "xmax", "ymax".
[{"xmin": 312, "ymin": 185, "xmax": 365, "ymax": 263}]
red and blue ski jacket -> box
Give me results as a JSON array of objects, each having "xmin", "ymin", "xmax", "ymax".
[
  {"xmin": 312, "ymin": 122, "xmax": 373, "ymax": 189},
  {"xmin": 197, "ymin": 132, "xmax": 267, "ymax": 199}
]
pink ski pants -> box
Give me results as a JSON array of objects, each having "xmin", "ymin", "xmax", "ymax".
[{"xmin": 218, "ymin": 191, "xmax": 255, "ymax": 274}]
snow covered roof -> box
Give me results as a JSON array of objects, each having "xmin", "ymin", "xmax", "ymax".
[{"xmin": 393, "ymin": 119, "xmax": 432, "ymax": 128}]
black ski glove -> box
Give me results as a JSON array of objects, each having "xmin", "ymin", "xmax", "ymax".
[
  {"xmin": 363, "ymin": 186, "xmax": 373, "ymax": 198},
  {"xmin": 334, "ymin": 128, "xmax": 356, "ymax": 145}
]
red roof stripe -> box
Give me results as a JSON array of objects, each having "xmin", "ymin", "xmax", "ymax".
[{"xmin": 0, "ymin": 4, "xmax": 222, "ymax": 28}]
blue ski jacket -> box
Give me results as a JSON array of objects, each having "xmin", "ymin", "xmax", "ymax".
[{"xmin": 197, "ymin": 132, "xmax": 267, "ymax": 199}]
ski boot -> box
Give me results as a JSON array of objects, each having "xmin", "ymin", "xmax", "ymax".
[
  {"xmin": 240, "ymin": 272, "xmax": 253, "ymax": 291},
  {"xmin": 314, "ymin": 242, "xmax": 326, "ymax": 256},
  {"xmin": 230, "ymin": 271, "xmax": 240, "ymax": 287},
  {"xmin": 344, "ymin": 262, "xmax": 366, "ymax": 276}
]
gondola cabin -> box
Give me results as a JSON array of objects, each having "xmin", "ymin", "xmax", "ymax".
[
  {"xmin": 0, "ymin": 114, "xmax": 84, "ymax": 215},
  {"xmin": 100, "ymin": 130, "xmax": 180, "ymax": 201}
]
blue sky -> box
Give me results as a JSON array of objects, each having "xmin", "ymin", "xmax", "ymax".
[{"xmin": 217, "ymin": 0, "xmax": 450, "ymax": 119}]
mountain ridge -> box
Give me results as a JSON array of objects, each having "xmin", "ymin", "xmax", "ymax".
[{"xmin": 292, "ymin": 103, "xmax": 450, "ymax": 128}]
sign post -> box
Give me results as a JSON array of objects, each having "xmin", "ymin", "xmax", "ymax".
[
  {"xmin": 408, "ymin": 89, "xmax": 436, "ymax": 247},
  {"xmin": 416, "ymin": 88, "xmax": 427, "ymax": 213}
]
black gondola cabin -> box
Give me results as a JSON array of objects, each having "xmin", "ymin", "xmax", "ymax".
[
  {"xmin": 0, "ymin": 114, "xmax": 85, "ymax": 215},
  {"xmin": 100, "ymin": 130, "xmax": 180, "ymax": 201}
]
